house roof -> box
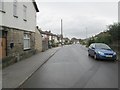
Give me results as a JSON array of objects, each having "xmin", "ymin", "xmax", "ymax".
[
  {"xmin": 39, "ymin": 30, "xmax": 59, "ymax": 37},
  {"xmin": 36, "ymin": 26, "xmax": 61, "ymax": 37},
  {"xmin": 32, "ymin": 0, "xmax": 39, "ymax": 12},
  {"xmin": 63, "ymin": 38, "xmax": 70, "ymax": 41}
]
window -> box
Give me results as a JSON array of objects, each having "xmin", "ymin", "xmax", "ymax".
[
  {"xmin": 0, "ymin": 0, "xmax": 5, "ymax": 13},
  {"xmin": 24, "ymin": 33, "xmax": 30, "ymax": 50},
  {"xmin": 13, "ymin": 0, "xmax": 18, "ymax": 17},
  {"xmin": 23, "ymin": 5, "xmax": 27, "ymax": 21}
]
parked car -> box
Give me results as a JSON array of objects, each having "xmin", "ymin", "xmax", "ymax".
[{"xmin": 88, "ymin": 43, "xmax": 117, "ymax": 61}]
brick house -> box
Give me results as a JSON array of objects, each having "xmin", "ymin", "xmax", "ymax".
[
  {"xmin": 38, "ymin": 29, "xmax": 60, "ymax": 51},
  {"xmin": 39, "ymin": 30, "xmax": 50, "ymax": 51},
  {"xmin": 0, "ymin": 0, "xmax": 39, "ymax": 65}
]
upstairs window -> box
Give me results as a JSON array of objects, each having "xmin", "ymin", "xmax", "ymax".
[
  {"xmin": 13, "ymin": 0, "xmax": 18, "ymax": 18},
  {"xmin": 0, "ymin": 0, "xmax": 5, "ymax": 13},
  {"xmin": 23, "ymin": 5, "xmax": 27, "ymax": 21}
]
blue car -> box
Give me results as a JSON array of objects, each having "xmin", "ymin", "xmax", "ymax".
[{"xmin": 88, "ymin": 43, "xmax": 117, "ymax": 60}]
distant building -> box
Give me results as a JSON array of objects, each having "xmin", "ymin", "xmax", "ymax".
[
  {"xmin": 39, "ymin": 30, "xmax": 49, "ymax": 51},
  {"xmin": 39, "ymin": 29, "xmax": 61, "ymax": 51},
  {"xmin": 71, "ymin": 38, "xmax": 79, "ymax": 44},
  {"xmin": 63, "ymin": 37, "xmax": 70, "ymax": 45},
  {"xmin": 0, "ymin": 0, "xmax": 39, "ymax": 61}
]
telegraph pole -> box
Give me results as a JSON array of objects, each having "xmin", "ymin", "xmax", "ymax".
[
  {"xmin": 61, "ymin": 19, "xmax": 63, "ymax": 45},
  {"xmin": 86, "ymin": 27, "xmax": 87, "ymax": 39},
  {"xmin": 85, "ymin": 27, "xmax": 88, "ymax": 45}
]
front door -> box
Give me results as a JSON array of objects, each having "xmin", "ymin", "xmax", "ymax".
[{"xmin": 0, "ymin": 38, "xmax": 6, "ymax": 59}]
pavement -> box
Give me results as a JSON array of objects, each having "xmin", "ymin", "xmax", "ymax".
[
  {"xmin": 0, "ymin": 69, "xmax": 2, "ymax": 90},
  {"xmin": 2, "ymin": 47, "xmax": 61, "ymax": 88},
  {"xmin": 0, "ymin": 58, "xmax": 2, "ymax": 90}
]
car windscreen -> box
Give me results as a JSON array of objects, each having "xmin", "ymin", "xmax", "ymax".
[{"xmin": 95, "ymin": 44, "xmax": 111, "ymax": 50}]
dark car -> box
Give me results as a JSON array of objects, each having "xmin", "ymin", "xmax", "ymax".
[{"xmin": 88, "ymin": 43, "xmax": 117, "ymax": 60}]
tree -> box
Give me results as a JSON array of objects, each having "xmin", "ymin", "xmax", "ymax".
[
  {"xmin": 108, "ymin": 23, "xmax": 120, "ymax": 41},
  {"xmin": 87, "ymin": 37, "xmax": 95, "ymax": 47},
  {"xmin": 94, "ymin": 32, "xmax": 112, "ymax": 44}
]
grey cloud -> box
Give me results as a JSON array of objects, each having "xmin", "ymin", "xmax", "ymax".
[{"xmin": 36, "ymin": 2, "xmax": 117, "ymax": 39}]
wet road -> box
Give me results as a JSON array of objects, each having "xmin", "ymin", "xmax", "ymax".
[{"xmin": 21, "ymin": 44, "xmax": 118, "ymax": 88}]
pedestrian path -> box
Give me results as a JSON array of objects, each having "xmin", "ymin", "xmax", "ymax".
[{"xmin": 2, "ymin": 47, "xmax": 60, "ymax": 88}]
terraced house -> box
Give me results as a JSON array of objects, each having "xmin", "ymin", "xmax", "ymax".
[{"xmin": 0, "ymin": 0, "xmax": 39, "ymax": 65}]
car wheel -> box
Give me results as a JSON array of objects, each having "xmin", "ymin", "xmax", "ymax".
[
  {"xmin": 88, "ymin": 53, "xmax": 90, "ymax": 56},
  {"xmin": 113, "ymin": 58, "xmax": 117, "ymax": 62},
  {"xmin": 94, "ymin": 54, "xmax": 97, "ymax": 60}
]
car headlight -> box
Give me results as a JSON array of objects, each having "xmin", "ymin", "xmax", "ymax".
[
  {"xmin": 98, "ymin": 51, "xmax": 104, "ymax": 55},
  {"xmin": 113, "ymin": 52, "xmax": 116, "ymax": 55}
]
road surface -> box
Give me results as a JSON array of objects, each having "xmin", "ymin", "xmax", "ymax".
[{"xmin": 21, "ymin": 44, "xmax": 118, "ymax": 88}]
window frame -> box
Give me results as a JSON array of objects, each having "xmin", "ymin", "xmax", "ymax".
[
  {"xmin": 23, "ymin": 33, "xmax": 30, "ymax": 50},
  {"xmin": 0, "ymin": 0, "xmax": 5, "ymax": 13},
  {"xmin": 23, "ymin": 5, "xmax": 27, "ymax": 21},
  {"xmin": 13, "ymin": 0, "xmax": 18, "ymax": 18}
]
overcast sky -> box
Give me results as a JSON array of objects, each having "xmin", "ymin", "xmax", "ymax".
[{"xmin": 36, "ymin": 0, "xmax": 118, "ymax": 39}]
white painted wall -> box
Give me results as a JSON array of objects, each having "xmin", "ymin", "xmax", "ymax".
[
  {"xmin": 54, "ymin": 36, "xmax": 58, "ymax": 43},
  {"xmin": 49, "ymin": 36, "xmax": 52, "ymax": 40},
  {"xmin": 0, "ymin": 0, "xmax": 37, "ymax": 32}
]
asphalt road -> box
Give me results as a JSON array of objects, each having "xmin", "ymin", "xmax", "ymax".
[{"xmin": 21, "ymin": 44, "xmax": 118, "ymax": 88}]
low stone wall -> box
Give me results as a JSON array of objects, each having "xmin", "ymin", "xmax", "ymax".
[
  {"xmin": 1, "ymin": 26, "xmax": 36, "ymax": 68},
  {"xmin": 2, "ymin": 49, "xmax": 36, "ymax": 68}
]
